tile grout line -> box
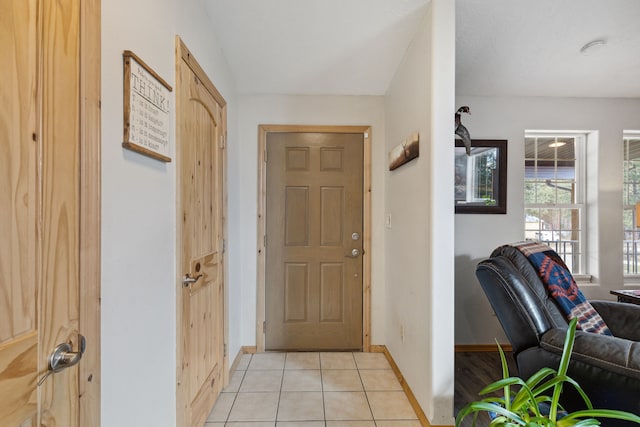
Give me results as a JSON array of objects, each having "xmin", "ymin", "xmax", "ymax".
[
  {"xmin": 354, "ymin": 351, "xmax": 377, "ymax": 425},
  {"xmin": 319, "ymin": 352, "xmax": 327, "ymax": 426},
  {"xmin": 274, "ymin": 352, "xmax": 287, "ymax": 424},
  {"xmin": 223, "ymin": 353, "xmax": 251, "ymax": 424}
]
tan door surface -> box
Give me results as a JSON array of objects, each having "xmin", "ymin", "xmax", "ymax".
[
  {"xmin": 1, "ymin": 0, "xmax": 89, "ymax": 425},
  {"xmin": 176, "ymin": 39, "xmax": 226, "ymax": 427},
  {"xmin": 265, "ymin": 132, "xmax": 364, "ymax": 351}
]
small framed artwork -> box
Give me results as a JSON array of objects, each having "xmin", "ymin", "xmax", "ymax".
[
  {"xmin": 122, "ymin": 50, "xmax": 173, "ymax": 162},
  {"xmin": 455, "ymin": 139, "xmax": 507, "ymax": 214},
  {"xmin": 389, "ymin": 132, "xmax": 419, "ymax": 171}
]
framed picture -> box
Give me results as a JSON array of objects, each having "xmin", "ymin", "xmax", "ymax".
[
  {"xmin": 455, "ymin": 139, "xmax": 507, "ymax": 214},
  {"xmin": 388, "ymin": 132, "xmax": 419, "ymax": 171},
  {"xmin": 122, "ymin": 50, "xmax": 173, "ymax": 162}
]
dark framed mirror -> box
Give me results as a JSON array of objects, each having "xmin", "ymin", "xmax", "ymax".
[{"xmin": 455, "ymin": 139, "xmax": 507, "ymax": 214}]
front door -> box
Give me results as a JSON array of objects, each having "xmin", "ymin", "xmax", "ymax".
[
  {"xmin": 1, "ymin": 0, "xmax": 99, "ymax": 425},
  {"xmin": 176, "ymin": 38, "xmax": 227, "ymax": 427},
  {"xmin": 265, "ymin": 132, "xmax": 364, "ymax": 350}
]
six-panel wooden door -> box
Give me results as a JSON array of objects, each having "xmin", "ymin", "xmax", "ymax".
[{"xmin": 265, "ymin": 132, "xmax": 364, "ymax": 350}]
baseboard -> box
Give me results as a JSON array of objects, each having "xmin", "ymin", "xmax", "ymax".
[
  {"xmin": 455, "ymin": 343, "xmax": 512, "ymax": 352},
  {"xmin": 371, "ymin": 344, "xmax": 433, "ymax": 427},
  {"xmin": 241, "ymin": 345, "xmax": 257, "ymax": 354},
  {"xmin": 228, "ymin": 346, "xmax": 258, "ymax": 378}
]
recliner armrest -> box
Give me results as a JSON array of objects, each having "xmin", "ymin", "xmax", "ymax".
[
  {"xmin": 540, "ymin": 328, "xmax": 640, "ymax": 380},
  {"xmin": 591, "ymin": 300, "xmax": 640, "ymax": 341}
]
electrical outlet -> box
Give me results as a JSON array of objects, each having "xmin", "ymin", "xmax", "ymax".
[
  {"xmin": 385, "ymin": 213, "xmax": 392, "ymax": 229},
  {"xmin": 400, "ymin": 325, "xmax": 405, "ymax": 342}
]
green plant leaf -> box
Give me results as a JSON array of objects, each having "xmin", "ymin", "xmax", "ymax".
[
  {"xmin": 480, "ymin": 377, "xmax": 526, "ymax": 395},
  {"xmin": 456, "ymin": 401, "xmax": 526, "ymax": 426},
  {"xmin": 497, "ymin": 340, "xmax": 512, "ymax": 410},
  {"xmin": 551, "ymin": 318, "xmax": 578, "ymax": 420},
  {"xmin": 561, "ymin": 408, "xmax": 640, "ymax": 423}
]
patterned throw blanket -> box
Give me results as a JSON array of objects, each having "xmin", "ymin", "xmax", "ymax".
[{"xmin": 512, "ymin": 241, "xmax": 612, "ymax": 335}]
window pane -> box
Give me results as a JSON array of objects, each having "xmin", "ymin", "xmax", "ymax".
[
  {"xmin": 524, "ymin": 134, "xmax": 584, "ymax": 274},
  {"xmin": 556, "ymin": 138, "xmax": 575, "ymax": 160},
  {"xmin": 555, "ymin": 180, "xmax": 575, "ymax": 204},
  {"xmin": 624, "ymin": 134, "xmax": 640, "ymax": 275},
  {"xmin": 524, "ymin": 138, "xmax": 536, "ymax": 160}
]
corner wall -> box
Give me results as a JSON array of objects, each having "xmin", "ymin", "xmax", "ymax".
[
  {"xmin": 101, "ymin": 1, "xmax": 237, "ymax": 425},
  {"xmin": 454, "ymin": 95, "xmax": 640, "ymax": 345},
  {"xmin": 383, "ymin": 0, "xmax": 456, "ymax": 424}
]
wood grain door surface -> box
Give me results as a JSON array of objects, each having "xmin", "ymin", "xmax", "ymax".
[
  {"xmin": 1, "ymin": 0, "xmax": 88, "ymax": 425},
  {"xmin": 265, "ymin": 132, "xmax": 364, "ymax": 351},
  {"xmin": 176, "ymin": 39, "xmax": 226, "ymax": 427}
]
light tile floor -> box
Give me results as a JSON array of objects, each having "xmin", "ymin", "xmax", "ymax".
[{"xmin": 205, "ymin": 352, "xmax": 422, "ymax": 427}]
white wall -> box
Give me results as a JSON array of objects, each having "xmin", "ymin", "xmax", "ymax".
[
  {"xmin": 234, "ymin": 94, "xmax": 387, "ymax": 346},
  {"xmin": 101, "ymin": 1, "xmax": 237, "ymax": 425},
  {"xmin": 383, "ymin": 1, "xmax": 455, "ymax": 424},
  {"xmin": 454, "ymin": 96, "xmax": 640, "ymax": 345}
]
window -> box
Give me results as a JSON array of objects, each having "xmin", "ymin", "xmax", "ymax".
[
  {"xmin": 623, "ymin": 133, "xmax": 640, "ymax": 275},
  {"xmin": 524, "ymin": 134, "xmax": 585, "ymax": 273}
]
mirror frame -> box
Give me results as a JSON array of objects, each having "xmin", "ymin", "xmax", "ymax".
[{"xmin": 455, "ymin": 139, "xmax": 507, "ymax": 214}]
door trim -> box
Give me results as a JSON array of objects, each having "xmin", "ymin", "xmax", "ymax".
[
  {"xmin": 256, "ymin": 125, "xmax": 372, "ymax": 352},
  {"xmin": 79, "ymin": 1, "xmax": 101, "ymax": 425}
]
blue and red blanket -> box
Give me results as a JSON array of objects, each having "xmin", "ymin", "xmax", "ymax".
[{"xmin": 512, "ymin": 241, "xmax": 612, "ymax": 335}]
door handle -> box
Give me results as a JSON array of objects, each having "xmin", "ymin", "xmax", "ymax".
[
  {"xmin": 39, "ymin": 334, "xmax": 86, "ymax": 386},
  {"xmin": 182, "ymin": 273, "xmax": 203, "ymax": 287},
  {"xmin": 49, "ymin": 334, "xmax": 86, "ymax": 373}
]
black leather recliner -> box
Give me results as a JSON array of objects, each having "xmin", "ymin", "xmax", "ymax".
[{"xmin": 475, "ymin": 244, "xmax": 640, "ymax": 424}]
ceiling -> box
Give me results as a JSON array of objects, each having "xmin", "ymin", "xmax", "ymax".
[
  {"xmin": 456, "ymin": 0, "xmax": 640, "ymax": 98},
  {"xmin": 203, "ymin": 0, "xmax": 430, "ymax": 95},
  {"xmin": 203, "ymin": 0, "xmax": 640, "ymax": 98}
]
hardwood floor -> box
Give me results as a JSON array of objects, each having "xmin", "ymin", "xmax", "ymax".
[{"xmin": 455, "ymin": 351, "xmax": 517, "ymax": 427}]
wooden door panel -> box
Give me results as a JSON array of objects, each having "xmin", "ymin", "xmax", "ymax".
[
  {"xmin": 2, "ymin": 0, "xmax": 85, "ymax": 425},
  {"xmin": 285, "ymin": 187, "xmax": 310, "ymax": 246},
  {"xmin": 284, "ymin": 263, "xmax": 309, "ymax": 322},
  {"xmin": 266, "ymin": 132, "xmax": 363, "ymax": 350},
  {"xmin": 320, "ymin": 263, "xmax": 344, "ymax": 322},
  {"xmin": 40, "ymin": 1, "xmax": 81, "ymax": 424},
  {"xmin": 0, "ymin": 333, "xmax": 38, "ymax": 426},
  {"xmin": 320, "ymin": 187, "xmax": 344, "ymax": 246},
  {"xmin": 1, "ymin": 0, "xmax": 39, "ymax": 424},
  {"xmin": 176, "ymin": 39, "xmax": 226, "ymax": 427}
]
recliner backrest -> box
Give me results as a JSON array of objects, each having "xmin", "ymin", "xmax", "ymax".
[
  {"xmin": 475, "ymin": 244, "xmax": 570, "ymax": 355},
  {"xmin": 490, "ymin": 244, "xmax": 569, "ymax": 329}
]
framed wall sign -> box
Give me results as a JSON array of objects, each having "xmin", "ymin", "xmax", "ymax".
[
  {"xmin": 122, "ymin": 50, "xmax": 173, "ymax": 162},
  {"xmin": 455, "ymin": 139, "xmax": 507, "ymax": 214}
]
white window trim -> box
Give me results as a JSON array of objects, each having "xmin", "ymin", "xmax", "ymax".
[
  {"xmin": 524, "ymin": 132, "xmax": 588, "ymax": 274},
  {"xmin": 622, "ymin": 132, "xmax": 640, "ymax": 277}
]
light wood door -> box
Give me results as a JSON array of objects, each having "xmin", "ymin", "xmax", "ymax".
[
  {"xmin": 176, "ymin": 38, "xmax": 227, "ymax": 427},
  {"xmin": 1, "ymin": 0, "xmax": 100, "ymax": 426},
  {"xmin": 265, "ymin": 132, "xmax": 364, "ymax": 350}
]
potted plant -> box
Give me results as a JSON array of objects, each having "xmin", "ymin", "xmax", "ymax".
[{"xmin": 456, "ymin": 318, "xmax": 640, "ymax": 426}]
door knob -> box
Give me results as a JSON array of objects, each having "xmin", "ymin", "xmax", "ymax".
[{"xmin": 347, "ymin": 249, "xmax": 360, "ymax": 257}]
